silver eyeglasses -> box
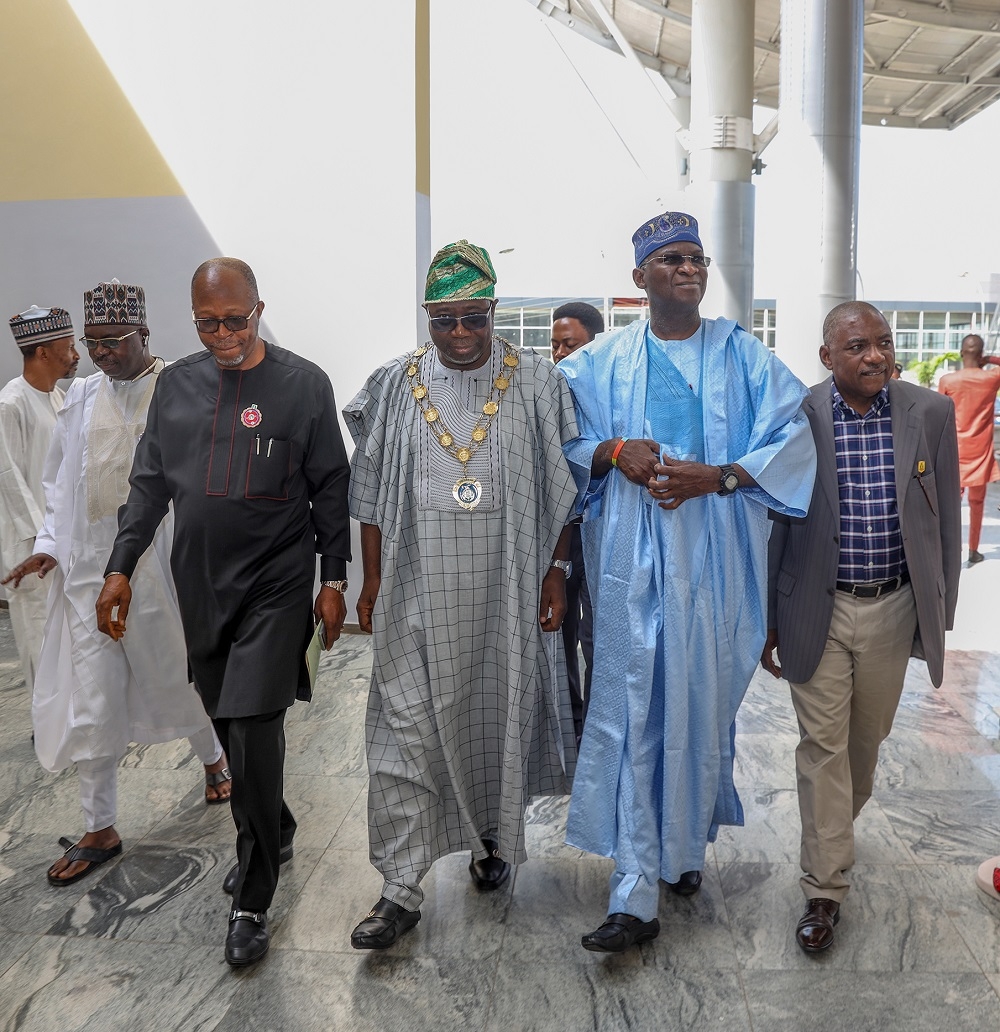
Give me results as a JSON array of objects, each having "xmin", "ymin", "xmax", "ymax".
[
  {"xmin": 79, "ymin": 329, "xmax": 140, "ymax": 350},
  {"xmin": 641, "ymin": 254, "xmax": 712, "ymax": 268}
]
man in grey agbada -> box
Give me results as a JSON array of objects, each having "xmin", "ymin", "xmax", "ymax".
[{"xmin": 344, "ymin": 239, "xmax": 579, "ymax": 950}]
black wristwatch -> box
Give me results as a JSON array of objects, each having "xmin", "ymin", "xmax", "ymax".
[{"xmin": 718, "ymin": 464, "xmax": 740, "ymax": 496}]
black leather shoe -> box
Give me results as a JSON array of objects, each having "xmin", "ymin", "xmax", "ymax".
[
  {"xmin": 666, "ymin": 870, "xmax": 702, "ymax": 896},
  {"xmin": 222, "ymin": 843, "xmax": 294, "ymax": 894},
  {"xmin": 581, "ymin": 913, "xmax": 660, "ymax": 953},
  {"xmin": 225, "ymin": 909, "xmax": 269, "ymax": 967},
  {"xmin": 350, "ymin": 898, "xmax": 420, "ymax": 950},
  {"xmin": 795, "ymin": 898, "xmax": 840, "ymax": 953},
  {"xmin": 469, "ymin": 839, "xmax": 511, "ymax": 891}
]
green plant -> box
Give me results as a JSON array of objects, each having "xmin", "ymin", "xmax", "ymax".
[{"xmin": 907, "ymin": 352, "xmax": 959, "ymax": 387}]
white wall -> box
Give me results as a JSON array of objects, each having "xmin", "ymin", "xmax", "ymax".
[{"xmin": 67, "ymin": 0, "xmax": 419, "ymax": 411}]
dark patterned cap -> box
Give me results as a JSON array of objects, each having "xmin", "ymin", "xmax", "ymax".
[
  {"xmin": 632, "ymin": 211, "xmax": 702, "ymax": 267},
  {"xmin": 9, "ymin": 306, "xmax": 74, "ymax": 347},
  {"xmin": 83, "ymin": 278, "xmax": 147, "ymax": 326}
]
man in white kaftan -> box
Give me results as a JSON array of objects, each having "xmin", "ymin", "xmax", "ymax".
[
  {"xmin": 344, "ymin": 240, "xmax": 579, "ymax": 951},
  {"xmin": 558, "ymin": 212, "xmax": 817, "ymax": 953},
  {"xmin": 0, "ymin": 306, "xmax": 79, "ymax": 693},
  {"xmin": 3, "ymin": 280, "xmax": 225, "ymax": 887}
]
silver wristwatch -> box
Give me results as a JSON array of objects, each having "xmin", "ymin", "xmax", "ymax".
[
  {"xmin": 550, "ymin": 560, "xmax": 573, "ymax": 579},
  {"xmin": 717, "ymin": 464, "xmax": 740, "ymax": 496},
  {"xmin": 321, "ymin": 579, "xmax": 348, "ymax": 593}
]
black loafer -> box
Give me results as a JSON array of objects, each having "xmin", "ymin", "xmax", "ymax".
[
  {"xmin": 581, "ymin": 913, "xmax": 660, "ymax": 953},
  {"xmin": 225, "ymin": 908, "xmax": 269, "ymax": 967},
  {"xmin": 350, "ymin": 898, "xmax": 420, "ymax": 950},
  {"xmin": 666, "ymin": 870, "xmax": 702, "ymax": 896},
  {"xmin": 469, "ymin": 839, "xmax": 511, "ymax": 891},
  {"xmin": 222, "ymin": 843, "xmax": 294, "ymax": 894}
]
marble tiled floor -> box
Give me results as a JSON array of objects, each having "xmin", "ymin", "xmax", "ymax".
[{"xmin": 4, "ymin": 492, "xmax": 1000, "ymax": 1031}]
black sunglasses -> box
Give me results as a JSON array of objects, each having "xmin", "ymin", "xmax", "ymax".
[
  {"xmin": 191, "ymin": 304, "xmax": 259, "ymax": 334},
  {"xmin": 427, "ymin": 312, "xmax": 492, "ymax": 332}
]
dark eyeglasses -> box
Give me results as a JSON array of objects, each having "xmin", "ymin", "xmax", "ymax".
[
  {"xmin": 427, "ymin": 312, "xmax": 492, "ymax": 333},
  {"xmin": 641, "ymin": 254, "xmax": 712, "ymax": 268},
  {"xmin": 191, "ymin": 304, "xmax": 259, "ymax": 334},
  {"xmin": 79, "ymin": 329, "xmax": 140, "ymax": 350}
]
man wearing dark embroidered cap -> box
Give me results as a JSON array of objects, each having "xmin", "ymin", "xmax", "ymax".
[
  {"xmin": 344, "ymin": 239, "xmax": 579, "ymax": 950},
  {"xmin": 4, "ymin": 279, "xmax": 227, "ymax": 889},
  {"xmin": 0, "ymin": 306, "xmax": 78, "ymax": 699},
  {"xmin": 558, "ymin": 211, "xmax": 816, "ymax": 953},
  {"xmin": 96, "ymin": 259, "xmax": 352, "ymax": 967}
]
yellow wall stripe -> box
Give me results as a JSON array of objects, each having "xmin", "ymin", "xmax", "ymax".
[{"xmin": 0, "ymin": 0, "xmax": 182, "ymax": 201}]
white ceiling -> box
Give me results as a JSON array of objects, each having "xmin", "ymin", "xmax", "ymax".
[{"xmin": 527, "ymin": 0, "xmax": 1000, "ymax": 129}]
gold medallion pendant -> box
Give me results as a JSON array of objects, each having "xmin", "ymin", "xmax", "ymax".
[
  {"xmin": 453, "ymin": 476, "xmax": 483, "ymax": 511},
  {"xmin": 404, "ymin": 335, "xmax": 521, "ymax": 513}
]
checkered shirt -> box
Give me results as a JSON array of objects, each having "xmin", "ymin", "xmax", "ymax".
[{"xmin": 832, "ymin": 383, "xmax": 906, "ymax": 583}]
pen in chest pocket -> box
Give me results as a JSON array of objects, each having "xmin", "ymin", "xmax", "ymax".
[{"xmin": 914, "ymin": 460, "xmax": 936, "ymax": 515}]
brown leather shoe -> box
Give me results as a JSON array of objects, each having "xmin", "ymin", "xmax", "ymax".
[{"xmin": 795, "ymin": 898, "xmax": 840, "ymax": 953}]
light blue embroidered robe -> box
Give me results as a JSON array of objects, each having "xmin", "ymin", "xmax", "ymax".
[{"xmin": 558, "ymin": 318, "xmax": 816, "ymax": 918}]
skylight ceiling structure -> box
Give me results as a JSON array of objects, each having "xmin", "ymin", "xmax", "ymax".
[{"xmin": 528, "ymin": 0, "xmax": 1000, "ymax": 129}]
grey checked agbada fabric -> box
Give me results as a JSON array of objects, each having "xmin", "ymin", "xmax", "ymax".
[{"xmin": 344, "ymin": 342, "xmax": 580, "ymax": 901}]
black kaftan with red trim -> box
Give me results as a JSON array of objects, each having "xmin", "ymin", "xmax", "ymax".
[{"xmin": 107, "ymin": 342, "xmax": 351, "ymax": 717}]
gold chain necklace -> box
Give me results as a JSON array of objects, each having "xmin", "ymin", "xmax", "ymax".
[{"xmin": 406, "ymin": 335, "xmax": 520, "ymax": 510}]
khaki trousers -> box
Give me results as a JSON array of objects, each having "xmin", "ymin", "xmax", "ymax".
[{"xmin": 789, "ymin": 583, "xmax": 917, "ymax": 902}]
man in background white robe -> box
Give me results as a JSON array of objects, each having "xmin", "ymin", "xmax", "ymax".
[
  {"xmin": 0, "ymin": 306, "xmax": 79, "ymax": 695},
  {"xmin": 3, "ymin": 280, "xmax": 227, "ymax": 886}
]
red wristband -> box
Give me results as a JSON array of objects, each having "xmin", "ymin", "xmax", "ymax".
[{"xmin": 610, "ymin": 437, "xmax": 629, "ymax": 468}]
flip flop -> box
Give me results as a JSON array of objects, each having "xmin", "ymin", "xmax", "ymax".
[
  {"xmin": 205, "ymin": 764, "xmax": 233, "ymax": 806},
  {"xmin": 47, "ymin": 835, "xmax": 123, "ymax": 886}
]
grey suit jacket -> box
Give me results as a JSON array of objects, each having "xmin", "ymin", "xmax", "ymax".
[{"xmin": 767, "ymin": 376, "xmax": 961, "ymax": 688}]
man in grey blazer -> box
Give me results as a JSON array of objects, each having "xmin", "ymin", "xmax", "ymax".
[{"xmin": 762, "ymin": 301, "xmax": 960, "ymax": 953}]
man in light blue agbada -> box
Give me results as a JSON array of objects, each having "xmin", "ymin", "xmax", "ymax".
[{"xmin": 557, "ymin": 211, "xmax": 816, "ymax": 953}]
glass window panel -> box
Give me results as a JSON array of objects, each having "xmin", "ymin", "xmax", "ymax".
[
  {"xmin": 494, "ymin": 311, "xmax": 520, "ymax": 327},
  {"xmin": 895, "ymin": 331, "xmax": 918, "ymax": 350},
  {"xmin": 612, "ymin": 309, "xmax": 645, "ymax": 326},
  {"xmin": 949, "ymin": 312, "xmax": 972, "ymax": 331},
  {"xmin": 522, "ymin": 309, "xmax": 551, "ymax": 327},
  {"xmin": 923, "ymin": 331, "xmax": 946, "ymax": 352},
  {"xmin": 498, "ymin": 327, "xmax": 522, "ymax": 346},
  {"xmin": 523, "ymin": 328, "xmax": 550, "ymax": 350},
  {"xmin": 923, "ymin": 313, "xmax": 946, "ymax": 329},
  {"xmin": 896, "ymin": 312, "xmax": 919, "ymax": 329}
]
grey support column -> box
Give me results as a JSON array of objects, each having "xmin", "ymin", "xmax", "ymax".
[
  {"xmin": 687, "ymin": 0, "xmax": 755, "ymax": 329},
  {"xmin": 776, "ymin": 0, "xmax": 864, "ymax": 383}
]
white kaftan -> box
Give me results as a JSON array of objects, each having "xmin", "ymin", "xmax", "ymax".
[
  {"xmin": 0, "ymin": 375, "xmax": 64, "ymax": 691},
  {"xmin": 32, "ymin": 365, "xmax": 214, "ymax": 772}
]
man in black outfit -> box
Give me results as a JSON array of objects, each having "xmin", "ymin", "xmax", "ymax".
[
  {"xmin": 551, "ymin": 300, "xmax": 604, "ymax": 741},
  {"xmin": 96, "ymin": 257, "xmax": 351, "ymax": 967}
]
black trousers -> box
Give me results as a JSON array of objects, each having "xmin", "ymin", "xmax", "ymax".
[
  {"xmin": 212, "ymin": 709, "xmax": 296, "ymax": 912},
  {"xmin": 561, "ymin": 525, "xmax": 594, "ymax": 742}
]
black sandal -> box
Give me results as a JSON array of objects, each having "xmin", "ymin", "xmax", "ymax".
[
  {"xmin": 47, "ymin": 835, "xmax": 123, "ymax": 886},
  {"xmin": 205, "ymin": 765, "xmax": 233, "ymax": 805}
]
